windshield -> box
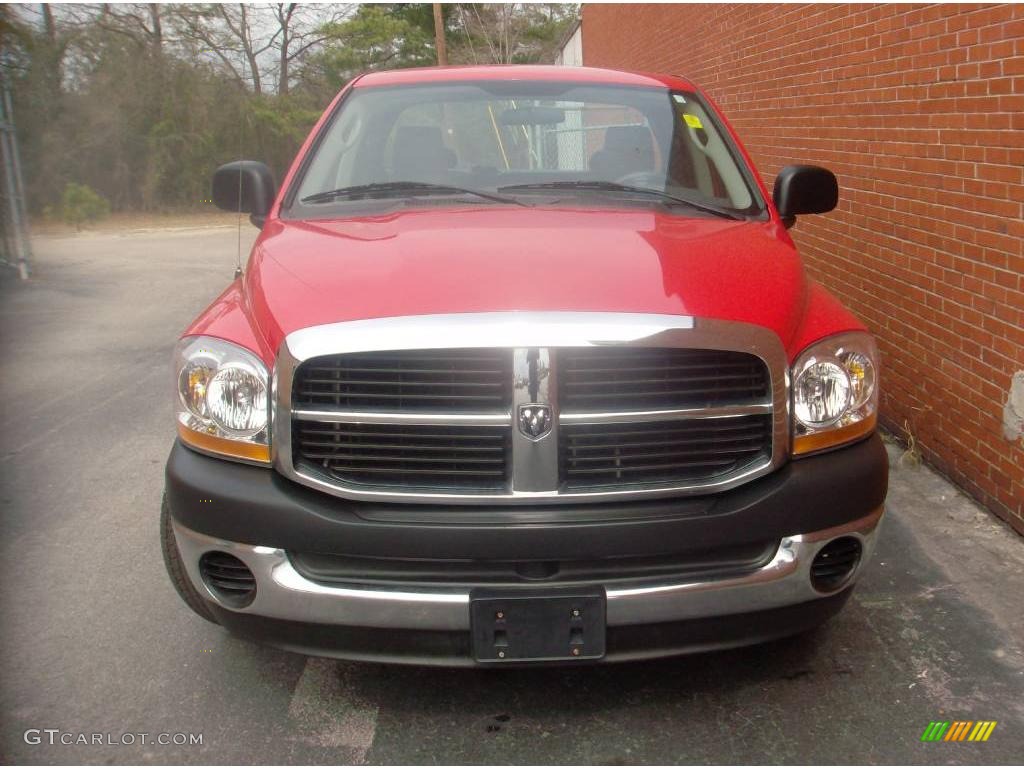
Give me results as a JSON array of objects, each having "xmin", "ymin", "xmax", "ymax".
[{"xmin": 288, "ymin": 82, "xmax": 764, "ymax": 218}]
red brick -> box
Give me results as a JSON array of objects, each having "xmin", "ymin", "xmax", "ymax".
[{"xmin": 583, "ymin": 2, "xmax": 1024, "ymax": 526}]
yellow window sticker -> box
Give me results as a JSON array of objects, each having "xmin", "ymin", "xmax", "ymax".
[{"xmin": 683, "ymin": 114, "xmax": 703, "ymax": 130}]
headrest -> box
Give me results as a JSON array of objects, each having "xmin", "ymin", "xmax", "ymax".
[
  {"xmin": 392, "ymin": 126, "xmax": 455, "ymax": 182},
  {"xmin": 603, "ymin": 125, "xmax": 654, "ymax": 155}
]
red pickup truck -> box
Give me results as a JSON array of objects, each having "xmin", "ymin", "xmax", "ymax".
[{"xmin": 162, "ymin": 65, "xmax": 887, "ymax": 665}]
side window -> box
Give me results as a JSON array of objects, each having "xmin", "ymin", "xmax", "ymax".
[
  {"xmin": 299, "ymin": 98, "xmax": 368, "ymax": 193},
  {"xmin": 668, "ymin": 95, "xmax": 752, "ymax": 209}
]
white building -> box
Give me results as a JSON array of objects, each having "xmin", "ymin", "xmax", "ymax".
[{"xmin": 554, "ymin": 20, "xmax": 582, "ymax": 67}]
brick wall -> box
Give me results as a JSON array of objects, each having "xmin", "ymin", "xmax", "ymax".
[{"xmin": 582, "ymin": 3, "xmax": 1024, "ymax": 532}]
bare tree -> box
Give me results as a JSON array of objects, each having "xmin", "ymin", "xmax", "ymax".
[
  {"xmin": 271, "ymin": 3, "xmax": 352, "ymax": 96},
  {"xmin": 469, "ymin": 4, "xmax": 517, "ymax": 64},
  {"xmin": 454, "ymin": 3, "xmax": 576, "ymax": 65},
  {"xmin": 170, "ymin": 3, "xmax": 271, "ymax": 93},
  {"xmin": 274, "ymin": 3, "xmax": 297, "ymax": 94},
  {"xmin": 149, "ymin": 4, "xmax": 162, "ymax": 52},
  {"xmin": 5, "ymin": 4, "xmax": 75, "ymax": 81},
  {"xmin": 81, "ymin": 2, "xmax": 164, "ymax": 53},
  {"xmin": 41, "ymin": 3, "xmax": 57, "ymax": 43},
  {"xmin": 220, "ymin": 4, "xmax": 267, "ymax": 92},
  {"xmin": 169, "ymin": 3, "xmax": 351, "ymax": 95}
]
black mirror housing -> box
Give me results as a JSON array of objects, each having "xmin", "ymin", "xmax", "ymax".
[
  {"xmin": 212, "ymin": 161, "xmax": 276, "ymax": 227},
  {"xmin": 773, "ymin": 165, "xmax": 838, "ymax": 226}
]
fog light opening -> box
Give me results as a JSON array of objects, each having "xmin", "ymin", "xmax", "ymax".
[
  {"xmin": 810, "ymin": 536, "xmax": 862, "ymax": 593},
  {"xmin": 199, "ymin": 551, "xmax": 256, "ymax": 608}
]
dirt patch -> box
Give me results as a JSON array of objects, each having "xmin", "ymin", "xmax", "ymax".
[{"xmin": 883, "ymin": 439, "xmax": 1024, "ymax": 676}]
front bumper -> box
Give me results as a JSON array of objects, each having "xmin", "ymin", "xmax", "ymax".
[
  {"xmin": 165, "ymin": 432, "xmax": 888, "ymax": 664},
  {"xmin": 173, "ymin": 508, "xmax": 880, "ymax": 661}
]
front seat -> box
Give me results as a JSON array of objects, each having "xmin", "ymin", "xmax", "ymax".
[
  {"xmin": 392, "ymin": 126, "xmax": 457, "ymax": 184},
  {"xmin": 590, "ymin": 125, "xmax": 656, "ymax": 180}
]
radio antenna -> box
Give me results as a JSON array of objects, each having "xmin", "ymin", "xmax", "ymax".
[{"xmin": 234, "ymin": 53, "xmax": 247, "ymax": 280}]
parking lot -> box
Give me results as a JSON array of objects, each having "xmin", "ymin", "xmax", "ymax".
[{"xmin": 1, "ymin": 224, "xmax": 1022, "ymax": 765}]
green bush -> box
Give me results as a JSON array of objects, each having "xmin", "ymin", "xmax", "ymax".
[{"xmin": 60, "ymin": 183, "xmax": 110, "ymax": 230}]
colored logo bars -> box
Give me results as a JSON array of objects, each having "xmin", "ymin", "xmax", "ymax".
[{"xmin": 921, "ymin": 721, "xmax": 997, "ymax": 742}]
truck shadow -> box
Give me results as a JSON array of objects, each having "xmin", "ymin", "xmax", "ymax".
[{"xmin": 328, "ymin": 622, "xmax": 837, "ymax": 719}]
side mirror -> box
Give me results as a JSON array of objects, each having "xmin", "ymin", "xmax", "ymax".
[
  {"xmin": 773, "ymin": 165, "xmax": 838, "ymax": 229},
  {"xmin": 212, "ymin": 161, "xmax": 276, "ymax": 228}
]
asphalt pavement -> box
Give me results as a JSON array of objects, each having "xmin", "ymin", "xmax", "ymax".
[{"xmin": 1, "ymin": 224, "xmax": 1022, "ymax": 765}]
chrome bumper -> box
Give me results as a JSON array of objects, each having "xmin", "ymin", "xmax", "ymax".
[{"xmin": 171, "ymin": 507, "xmax": 883, "ymax": 631}]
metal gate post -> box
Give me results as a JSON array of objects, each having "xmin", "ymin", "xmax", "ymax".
[{"xmin": 0, "ymin": 79, "xmax": 31, "ymax": 280}]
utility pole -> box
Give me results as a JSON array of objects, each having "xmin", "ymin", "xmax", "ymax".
[{"xmin": 433, "ymin": 3, "xmax": 447, "ymax": 66}]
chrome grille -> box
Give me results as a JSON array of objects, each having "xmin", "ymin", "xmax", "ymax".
[
  {"xmin": 293, "ymin": 349, "xmax": 512, "ymax": 411},
  {"xmin": 293, "ymin": 422, "xmax": 509, "ymax": 490},
  {"xmin": 277, "ymin": 313, "xmax": 788, "ymax": 504},
  {"xmin": 560, "ymin": 348, "xmax": 768, "ymax": 410},
  {"xmin": 561, "ymin": 415, "xmax": 772, "ymax": 488}
]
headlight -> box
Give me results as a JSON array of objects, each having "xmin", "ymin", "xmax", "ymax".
[
  {"xmin": 792, "ymin": 331, "xmax": 879, "ymax": 456},
  {"xmin": 174, "ymin": 336, "xmax": 271, "ymax": 464}
]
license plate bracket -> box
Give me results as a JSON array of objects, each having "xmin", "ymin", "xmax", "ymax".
[{"xmin": 470, "ymin": 588, "xmax": 606, "ymax": 663}]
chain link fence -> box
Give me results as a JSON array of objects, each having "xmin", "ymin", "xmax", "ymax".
[{"xmin": 1, "ymin": 78, "xmax": 31, "ymax": 280}]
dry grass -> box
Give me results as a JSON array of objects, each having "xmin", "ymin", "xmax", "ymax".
[{"xmin": 31, "ymin": 210, "xmax": 243, "ymax": 237}]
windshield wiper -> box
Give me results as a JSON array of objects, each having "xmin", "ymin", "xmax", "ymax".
[
  {"xmin": 496, "ymin": 180, "xmax": 743, "ymax": 220},
  {"xmin": 301, "ymin": 181, "xmax": 528, "ymax": 207}
]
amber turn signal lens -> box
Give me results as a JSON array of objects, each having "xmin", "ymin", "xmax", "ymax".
[
  {"xmin": 793, "ymin": 413, "xmax": 877, "ymax": 456},
  {"xmin": 177, "ymin": 424, "xmax": 271, "ymax": 464}
]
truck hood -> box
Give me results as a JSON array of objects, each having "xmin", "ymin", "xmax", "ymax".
[{"xmin": 246, "ymin": 207, "xmax": 808, "ymax": 354}]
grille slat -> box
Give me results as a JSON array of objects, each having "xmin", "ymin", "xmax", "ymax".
[
  {"xmin": 567, "ymin": 436, "xmax": 765, "ymax": 452},
  {"xmin": 296, "ymin": 380, "xmax": 503, "ymax": 391},
  {"xmin": 566, "ymin": 372, "xmax": 768, "ymax": 387},
  {"xmin": 561, "ymin": 414, "xmax": 772, "ymax": 488},
  {"xmin": 298, "ymin": 428, "xmax": 502, "ymax": 441},
  {"xmin": 566, "ymin": 459, "xmax": 741, "ymax": 474},
  {"xmin": 289, "ymin": 345, "xmax": 774, "ymax": 497},
  {"xmin": 298, "ymin": 441, "xmax": 504, "ymax": 453},
  {"xmin": 206, "ymin": 573, "xmax": 256, "ymax": 584},
  {"xmin": 199, "ymin": 552, "xmax": 256, "ymax": 607},
  {"xmin": 294, "ymin": 349, "xmax": 512, "ymax": 411},
  {"xmin": 563, "ymin": 386, "xmax": 766, "ymax": 401},
  {"xmin": 315, "ymin": 466, "xmax": 506, "ymax": 477},
  {"xmin": 567, "ymin": 445, "xmax": 768, "ymax": 463},
  {"xmin": 810, "ymin": 537, "xmax": 863, "ymax": 591},
  {"xmin": 561, "ymin": 348, "xmax": 768, "ymax": 411},
  {"xmin": 557, "ymin": 347, "xmax": 772, "ymax": 489},
  {"xmin": 566, "ymin": 420, "xmax": 764, "ymax": 435},
  {"xmin": 295, "ymin": 391, "xmax": 504, "ymax": 402},
  {"xmin": 300, "ymin": 453, "xmax": 506, "ymax": 465},
  {"xmin": 564, "ymin": 363, "xmax": 760, "ymax": 374},
  {"xmin": 304, "ymin": 369, "xmax": 504, "ymax": 377},
  {"xmin": 569, "ymin": 428, "xmax": 770, "ymax": 444},
  {"xmin": 293, "ymin": 422, "xmax": 509, "ymax": 490}
]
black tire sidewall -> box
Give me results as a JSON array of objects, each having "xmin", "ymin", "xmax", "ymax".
[{"xmin": 160, "ymin": 493, "xmax": 218, "ymax": 624}]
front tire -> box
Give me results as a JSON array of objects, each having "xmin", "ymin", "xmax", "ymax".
[{"xmin": 160, "ymin": 492, "xmax": 218, "ymax": 624}]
